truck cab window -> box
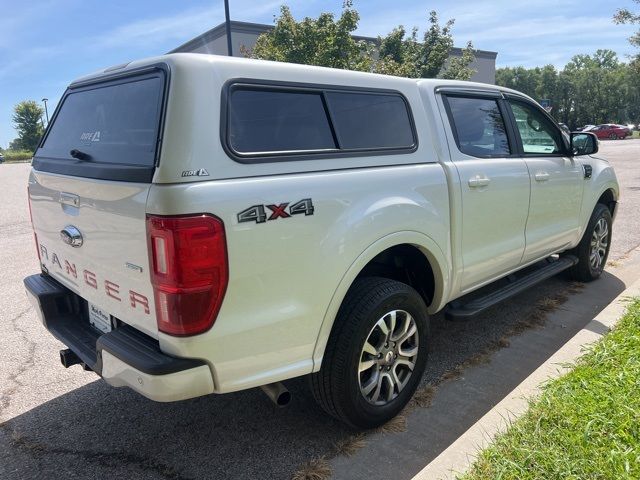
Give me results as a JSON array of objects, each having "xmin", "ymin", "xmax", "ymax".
[
  {"xmin": 445, "ymin": 96, "xmax": 511, "ymax": 158},
  {"xmin": 508, "ymin": 100, "xmax": 564, "ymax": 155}
]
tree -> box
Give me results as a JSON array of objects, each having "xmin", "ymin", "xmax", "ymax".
[
  {"xmin": 495, "ymin": 49, "xmax": 635, "ymax": 128},
  {"xmin": 247, "ymin": 2, "xmax": 373, "ymax": 71},
  {"xmin": 440, "ymin": 41, "xmax": 476, "ymax": 80},
  {"xmin": 563, "ymin": 50, "xmax": 627, "ymax": 127},
  {"xmin": 495, "ymin": 66, "xmax": 538, "ymax": 95},
  {"xmin": 627, "ymin": 58, "xmax": 640, "ymax": 122},
  {"xmin": 12, "ymin": 100, "xmax": 44, "ymax": 152},
  {"xmin": 8, "ymin": 139, "xmax": 23, "ymax": 150},
  {"xmin": 375, "ymin": 12, "xmax": 476, "ymax": 79},
  {"xmin": 246, "ymin": 2, "xmax": 475, "ymax": 80},
  {"xmin": 614, "ymin": 0, "xmax": 640, "ymax": 55}
]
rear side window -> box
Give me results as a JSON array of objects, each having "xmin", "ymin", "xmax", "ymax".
[
  {"xmin": 445, "ymin": 96, "xmax": 511, "ymax": 157},
  {"xmin": 228, "ymin": 89, "xmax": 336, "ymax": 154},
  {"xmin": 325, "ymin": 92, "xmax": 414, "ymax": 149},
  {"xmin": 39, "ymin": 75, "xmax": 163, "ymax": 167},
  {"xmin": 225, "ymin": 84, "xmax": 416, "ymax": 161}
]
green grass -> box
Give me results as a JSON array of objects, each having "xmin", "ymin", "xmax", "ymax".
[
  {"xmin": 1, "ymin": 150, "xmax": 32, "ymax": 162},
  {"xmin": 632, "ymin": 131, "xmax": 640, "ymax": 139},
  {"xmin": 462, "ymin": 299, "xmax": 640, "ymax": 480}
]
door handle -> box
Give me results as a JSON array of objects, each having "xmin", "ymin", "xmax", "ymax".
[
  {"xmin": 468, "ymin": 175, "xmax": 491, "ymax": 188},
  {"xmin": 534, "ymin": 171, "xmax": 550, "ymax": 182},
  {"xmin": 59, "ymin": 192, "xmax": 80, "ymax": 207}
]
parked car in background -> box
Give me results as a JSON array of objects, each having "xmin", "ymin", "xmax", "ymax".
[
  {"xmin": 590, "ymin": 124, "xmax": 631, "ymax": 140},
  {"xmin": 0, "ymin": 152, "xmax": 4, "ymax": 163}
]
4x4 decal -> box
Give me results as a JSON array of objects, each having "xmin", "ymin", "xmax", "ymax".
[{"xmin": 237, "ymin": 198, "xmax": 314, "ymax": 224}]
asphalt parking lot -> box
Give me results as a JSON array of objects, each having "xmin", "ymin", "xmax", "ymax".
[{"xmin": 2, "ymin": 139, "xmax": 640, "ymax": 480}]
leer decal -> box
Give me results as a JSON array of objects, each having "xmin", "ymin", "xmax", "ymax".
[{"xmin": 181, "ymin": 168, "xmax": 210, "ymax": 177}]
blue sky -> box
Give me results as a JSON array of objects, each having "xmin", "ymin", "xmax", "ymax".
[{"xmin": 0, "ymin": 0, "xmax": 637, "ymax": 148}]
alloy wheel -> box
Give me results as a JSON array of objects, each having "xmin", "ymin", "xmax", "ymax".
[
  {"xmin": 358, "ymin": 310, "xmax": 419, "ymax": 406},
  {"xmin": 589, "ymin": 217, "xmax": 609, "ymax": 271}
]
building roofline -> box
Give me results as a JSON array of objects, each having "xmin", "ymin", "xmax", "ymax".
[
  {"xmin": 169, "ymin": 20, "xmax": 273, "ymax": 53},
  {"xmin": 169, "ymin": 20, "xmax": 497, "ymax": 59}
]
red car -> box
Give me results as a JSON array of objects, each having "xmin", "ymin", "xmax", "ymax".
[{"xmin": 588, "ymin": 124, "xmax": 631, "ymax": 140}]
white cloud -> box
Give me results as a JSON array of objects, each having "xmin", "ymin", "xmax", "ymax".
[
  {"xmin": 0, "ymin": 0, "xmax": 62, "ymax": 48},
  {"xmin": 353, "ymin": 1, "xmax": 637, "ymax": 67},
  {"xmin": 95, "ymin": 6, "xmax": 222, "ymax": 49},
  {"xmin": 455, "ymin": 16, "xmax": 627, "ymax": 42},
  {"xmin": 0, "ymin": 45, "xmax": 65, "ymax": 79},
  {"xmin": 94, "ymin": 0, "xmax": 288, "ymax": 50}
]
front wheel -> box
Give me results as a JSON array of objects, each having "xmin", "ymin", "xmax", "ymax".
[
  {"xmin": 609, "ymin": 133, "xmax": 618, "ymax": 140},
  {"xmin": 310, "ymin": 277, "xmax": 429, "ymax": 429},
  {"xmin": 567, "ymin": 203, "xmax": 612, "ymax": 281}
]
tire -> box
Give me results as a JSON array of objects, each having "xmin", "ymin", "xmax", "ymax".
[
  {"xmin": 310, "ymin": 277, "xmax": 429, "ymax": 429},
  {"xmin": 567, "ymin": 203, "xmax": 612, "ymax": 282},
  {"xmin": 609, "ymin": 133, "xmax": 618, "ymax": 140}
]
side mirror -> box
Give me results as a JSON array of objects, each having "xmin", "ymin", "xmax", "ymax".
[{"xmin": 571, "ymin": 132, "xmax": 599, "ymax": 156}]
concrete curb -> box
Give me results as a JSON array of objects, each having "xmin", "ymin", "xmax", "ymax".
[{"xmin": 412, "ymin": 276, "xmax": 640, "ymax": 480}]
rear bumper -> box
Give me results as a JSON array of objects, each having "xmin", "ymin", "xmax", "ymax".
[{"xmin": 24, "ymin": 273, "xmax": 214, "ymax": 402}]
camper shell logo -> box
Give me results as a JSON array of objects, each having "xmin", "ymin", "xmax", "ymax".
[{"xmin": 181, "ymin": 168, "xmax": 210, "ymax": 178}]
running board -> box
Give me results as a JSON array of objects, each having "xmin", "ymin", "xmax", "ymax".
[{"xmin": 445, "ymin": 255, "xmax": 578, "ymax": 321}]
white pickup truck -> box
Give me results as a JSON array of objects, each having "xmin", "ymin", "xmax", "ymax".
[{"xmin": 24, "ymin": 53, "xmax": 618, "ymax": 428}]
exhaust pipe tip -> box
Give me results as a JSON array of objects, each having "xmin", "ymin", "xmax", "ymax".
[
  {"xmin": 275, "ymin": 390, "xmax": 291, "ymax": 407},
  {"xmin": 260, "ymin": 382, "xmax": 291, "ymax": 407}
]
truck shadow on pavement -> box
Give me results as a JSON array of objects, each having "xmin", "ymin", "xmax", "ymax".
[{"xmin": 0, "ymin": 273, "xmax": 626, "ymax": 480}]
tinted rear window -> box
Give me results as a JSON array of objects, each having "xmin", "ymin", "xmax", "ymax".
[
  {"xmin": 38, "ymin": 75, "xmax": 163, "ymax": 167},
  {"xmin": 446, "ymin": 96, "xmax": 510, "ymax": 157},
  {"xmin": 225, "ymin": 84, "xmax": 416, "ymax": 161},
  {"xmin": 325, "ymin": 92, "xmax": 414, "ymax": 149},
  {"xmin": 228, "ymin": 89, "xmax": 337, "ymax": 154}
]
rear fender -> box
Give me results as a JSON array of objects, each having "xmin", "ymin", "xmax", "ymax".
[{"xmin": 311, "ymin": 231, "xmax": 449, "ymax": 371}]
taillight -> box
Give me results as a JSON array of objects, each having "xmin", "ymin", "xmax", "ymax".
[
  {"xmin": 27, "ymin": 190, "xmax": 40, "ymax": 261},
  {"xmin": 146, "ymin": 214, "xmax": 228, "ymax": 336}
]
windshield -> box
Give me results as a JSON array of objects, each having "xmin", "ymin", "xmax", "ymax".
[{"xmin": 38, "ymin": 74, "xmax": 163, "ymax": 167}]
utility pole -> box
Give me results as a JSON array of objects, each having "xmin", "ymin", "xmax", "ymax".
[
  {"xmin": 224, "ymin": 0, "xmax": 233, "ymax": 56},
  {"xmin": 41, "ymin": 98, "xmax": 49, "ymax": 124}
]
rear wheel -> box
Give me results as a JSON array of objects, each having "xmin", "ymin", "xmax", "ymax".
[
  {"xmin": 567, "ymin": 203, "xmax": 612, "ymax": 281},
  {"xmin": 609, "ymin": 133, "xmax": 618, "ymax": 140},
  {"xmin": 310, "ymin": 277, "xmax": 429, "ymax": 429}
]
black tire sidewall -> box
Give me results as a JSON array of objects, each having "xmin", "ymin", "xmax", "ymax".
[
  {"xmin": 576, "ymin": 204, "xmax": 612, "ymax": 280},
  {"xmin": 336, "ymin": 280, "xmax": 429, "ymax": 428}
]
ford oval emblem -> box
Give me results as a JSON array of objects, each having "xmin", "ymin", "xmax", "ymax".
[{"xmin": 60, "ymin": 225, "xmax": 83, "ymax": 247}]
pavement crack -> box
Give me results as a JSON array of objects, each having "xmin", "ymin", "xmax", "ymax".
[
  {"xmin": 0, "ymin": 308, "xmax": 37, "ymax": 417},
  {"xmin": 1, "ymin": 423, "xmax": 193, "ymax": 480}
]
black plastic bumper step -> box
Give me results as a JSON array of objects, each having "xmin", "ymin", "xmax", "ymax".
[
  {"xmin": 445, "ymin": 255, "xmax": 578, "ymax": 321},
  {"xmin": 24, "ymin": 274, "xmax": 205, "ymax": 376}
]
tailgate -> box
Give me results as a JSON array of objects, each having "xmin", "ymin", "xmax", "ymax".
[
  {"xmin": 27, "ymin": 68, "xmax": 167, "ymax": 338},
  {"xmin": 29, "ymin": 172, "xmax": 157, "ymax": 337}
]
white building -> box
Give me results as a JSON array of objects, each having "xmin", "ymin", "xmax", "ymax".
[{"xmin": 171, "ymin": 21, "xmax": 498, "ymax": 84}]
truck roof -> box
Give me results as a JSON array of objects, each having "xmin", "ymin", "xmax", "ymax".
[{"xmin": 70, "ymin": 52, "xmax": 525, "ymax": 99}]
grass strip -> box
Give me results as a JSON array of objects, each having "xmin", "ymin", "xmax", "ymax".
[{"xmin": 462, "ymin": 299, "xmax": 640, "ymax": 480}]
